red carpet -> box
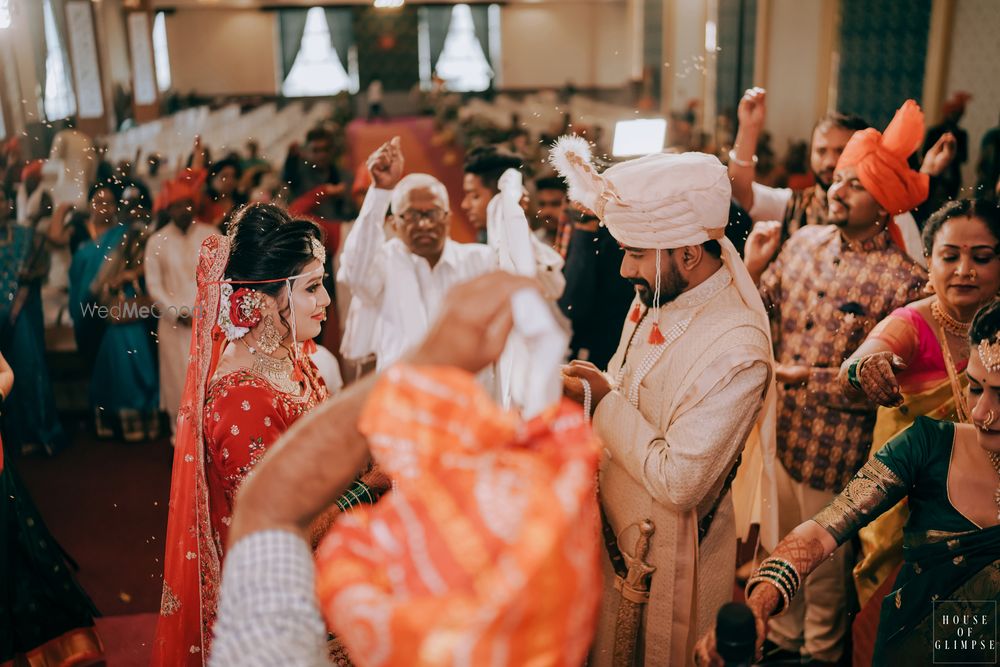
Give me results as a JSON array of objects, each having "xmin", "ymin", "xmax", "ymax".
[
  {"xmin": 18, "ymin": 435, "xmax": 172, "ymax": 615},
  {"xmin": 18, "ymin": 435, "xmax": 173, "ymax": 664},
  {"xmin": 346, "ymin": 116, "xmax": 474, "ymax": 242},
  {"xmin": 95, "ymin": 614, "xmax": 157, "ymax": 666}
]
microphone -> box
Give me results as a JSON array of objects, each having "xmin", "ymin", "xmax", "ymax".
[{"xmin": 715, "ymin": 602, "xmax": 757, "ymax": 667}]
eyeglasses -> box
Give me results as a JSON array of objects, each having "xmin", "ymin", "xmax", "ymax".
[{"xmin": 399, "ymin": 208, "xmax": 448, "ymax": 226}]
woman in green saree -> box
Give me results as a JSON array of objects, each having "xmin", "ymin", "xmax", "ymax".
[
  {"xmin": 696, "ymin": 298, "xmax": 1000, "ymax": 666},
  {"xmin": 837, "ymin": 199, "xmax": 1000, "ymax": 661}
]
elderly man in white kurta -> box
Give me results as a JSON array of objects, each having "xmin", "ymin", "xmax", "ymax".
[
  {"xmin": 338, "ymin": 138, "xmax": 496, "ymax": 372},
  {"xmin": 555, "ymin": 137, "xmax": 777, "ymax": 665},
  {"xmin": 144, "ymin": 179, "xmax": 217, "ymax": 436}
]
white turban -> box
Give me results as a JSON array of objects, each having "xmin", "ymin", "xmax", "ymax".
[
  {"xmin": 549, "ymin": 134, "xmax": 763, "ymax": 321},
  {"xmin": 553, "ymin": 141, "xmax": 730, "ymax": 250},
  {"xmin": 551, "ymin": 135, "xmax": 780, "ymax": 550}
]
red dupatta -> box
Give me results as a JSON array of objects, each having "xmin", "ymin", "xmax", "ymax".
[{"xmin": 151, "ymin": 234, "xmax": 229, "ymax": 666}]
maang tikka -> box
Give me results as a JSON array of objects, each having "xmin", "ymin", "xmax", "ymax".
[{"xmin": 979, "ymin": 332, "xmax": 1000, "ymax": 374}]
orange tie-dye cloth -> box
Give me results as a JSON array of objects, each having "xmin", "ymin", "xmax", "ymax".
[{"xmin": 315, "ymin": 364, "xmax": 603, "ymax": 667}]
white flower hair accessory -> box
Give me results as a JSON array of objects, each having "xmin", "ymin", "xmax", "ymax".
[{"xmin": 217, "ymin": 282, "xmax": 258, "ymax": 341}]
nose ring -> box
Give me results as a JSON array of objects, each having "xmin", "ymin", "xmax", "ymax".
[{"xmin": 984, "ymin": 409, "xmax": 996, "ymax": 429}]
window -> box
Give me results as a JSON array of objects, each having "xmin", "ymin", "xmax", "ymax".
[
  {"xmin": 434, "ymin": 5, "xmax": 493, "ymax": 92},
  {"xmin": 0, "ymin": 0, "xmax": 11, "ymax": 30},
  {"xmin": 153, "ymin": 11, "xmax": 171, "ymax": 92},
  {"xmin": 282, "ymin": 7, "xmax": 354, "ymax": 97},
  {"xmin": 43, "ymin": 0, "xmax": 76, "ymax": 120}
]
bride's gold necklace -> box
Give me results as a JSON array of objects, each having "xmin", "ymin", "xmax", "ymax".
[{"xmin": 242, "ymin": 339, "xmax": 300, "ymax": 395}]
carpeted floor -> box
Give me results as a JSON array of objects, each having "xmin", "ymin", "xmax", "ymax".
[{"xmin": 18, "ymin": 432, "xmax": 173, "ymax": 665}]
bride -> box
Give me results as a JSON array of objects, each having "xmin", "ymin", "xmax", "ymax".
[{"xmin": 152, "ymin": 203, "xmax": 387, "ymax": 666}]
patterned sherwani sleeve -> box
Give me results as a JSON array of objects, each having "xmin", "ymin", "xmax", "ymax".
[
  {"xmin": 337, "ymin": 188, "xmax": 391, "ymax": 305},
  {"xmin": 594, "ymin": 350, "xmax": 769, "ymax": 511}
]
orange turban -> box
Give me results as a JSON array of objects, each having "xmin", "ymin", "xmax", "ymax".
[
  {"xmin": 941, "ymin": 91, "xmax": 971, "ymax": 117},
  {"xmin": 153, "ymin": 168, "xmax": 206, "ymax": 213},
  {"xmin": 836, "ymin": 100, "xmax": 929, "ymax": 215},
  {"xmin": 351, "ymin": 161, "xmax": 371, "ymax": 200},
  {"xmin": 315, "ymin": 365, "xmax": 602, "ymax": 666},
  {"xmin": 21, "ymin": 159, "xmax": 44, "ymax": 183}
]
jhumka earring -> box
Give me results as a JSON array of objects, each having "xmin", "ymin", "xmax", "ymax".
[{"xmin": 256, "ymin": 315, "xmax": 282, "ymax": 355}]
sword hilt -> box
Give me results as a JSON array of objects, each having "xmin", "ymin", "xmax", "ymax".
[{"xmin": 622, "ymin": 520, "xmax": 656, "ymax": 588}]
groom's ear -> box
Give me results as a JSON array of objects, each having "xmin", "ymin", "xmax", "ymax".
[{"xmin": 679, "ymin": 244, "xmax": 703, "ymax": 270}]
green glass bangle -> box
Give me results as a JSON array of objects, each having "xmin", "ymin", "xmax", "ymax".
[
  {"xmin": 760, "ymin": 556, "xmax": 802, "ymax": 589},
  {"xmin": 847, "ymin": 358, "xmax": 864, "ymax": 391},
  {"xmin": 758, "ymin": 565, "xmax": 798, "ymax": 597}
]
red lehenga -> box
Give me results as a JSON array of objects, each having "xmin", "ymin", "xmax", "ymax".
[
  {"xmin": 203, "ymin": 367, "xmax": 327, "ymax": 555},
  {"xmin": 151, "ymin": 235, "xmax": 329, "ymax": 666}
]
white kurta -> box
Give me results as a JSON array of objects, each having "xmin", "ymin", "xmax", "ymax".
[
  {"xmin": 590, "ymin": 267, "xmax": 771, "ymax": 666},
  {"xmin": 144, "ymin": 222, "xmax": 218, "ymax": 426},
  {"xmin": 46, "ymin": 129, "xmax": 97, "ymax": 208},
  {"xmin": 337, "ymin": 188, "xmax": 497, "ymax": 371}
]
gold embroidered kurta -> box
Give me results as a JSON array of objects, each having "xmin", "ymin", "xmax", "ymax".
[{"xmin": 590, "ymin": 268, "xmax": 771, "ymax": 665}]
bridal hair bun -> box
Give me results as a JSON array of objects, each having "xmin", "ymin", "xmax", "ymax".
[{"xmin": 224, "ymin": 203, "xmax": 325, "ymax": 298}]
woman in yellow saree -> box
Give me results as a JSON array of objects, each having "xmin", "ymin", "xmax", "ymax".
[{"xmin": 838, "ymin": 199, "xmax": 1000, "ymax": 662}]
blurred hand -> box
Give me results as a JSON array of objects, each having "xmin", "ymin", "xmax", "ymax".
[
  {"xmin": 743, "ymin": 220, "xmax": 782, "ymax": 278},
  {"xmin": 776, "ymin": 364, "xmax": 809, "ymax": 386},
  {"xmin": 323, "ymin": 183, "xmax": 346, "ymax": 197},
  {"xmin": 408, "ymin": 272, "xmax": 540, "ymax": 374},
  {"xmin": 360, "ymin": 465, "xmax": 392, "ymax": 495},
  {"xmin": 693, "ymin": 589, "xmax": 772, "ymax": 666},
  {"xmin": 562, "ymin": 360, "xmax": 611, "ymax": 414},
  {"xmin": 693, "ymin": 628, "xmax": 725, "ymax": 667},
  {"xmin": 737, "ymin": 87, "xmax": 767, "ymax": 132},
  {"xmin": 367, "ymin": 136, "xmax": 404, "ymax": 190},
  {"xmin": 921, "ymin": 132, "xmax": 957, "ymax": 176},
  {"xmin": 857, "ymin": 352, "xmax": 906, "ymax": 407}
]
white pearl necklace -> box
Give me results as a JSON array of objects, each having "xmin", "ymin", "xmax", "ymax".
[{"xmin": 616, "ymin": 315, "xmax": 693, "ymax": 409}]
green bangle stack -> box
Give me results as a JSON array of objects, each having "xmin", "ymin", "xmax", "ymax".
[
  {"xmin": 847, "ymin": 358, "xmax": 864, "ymax": 391},
  {"xmin": 745, "ymin": 556, "xmax": 802, "ymax": 616}
]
